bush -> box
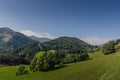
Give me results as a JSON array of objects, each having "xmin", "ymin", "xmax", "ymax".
[
  {"xmin": 102, "ymin": 41, "xmax": 116, "ymax": 54},
  {"xmin": 64, "ymin": 54, "xmax": 75, "ymax": 63},
  {"xmin": 64, "ymin": 53, "xmax": 89, "ymax": 63},
  {"xmin": 30, "ymin": 50, "xmax": 89, "ymax": 72},
  {"xmin": 16, "ymin": 65, "xmax": 28, "ymax": 76},
  {"xmin": 30, "ymin": 50, "xmax": 61, "ymax": 72},
  {"xmin": 79, "ymin": 53, "xmax": 89, "ymax": 61}
]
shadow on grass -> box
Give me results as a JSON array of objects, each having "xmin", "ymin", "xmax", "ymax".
[
  {"xmin": 44, "ymin": 65, "xmax": 68, "ymax": 72},
  {"xmin": 21, "ymin": 59, "xmax": 93, "ymax": 74},
  {"xmin": 45, "ymin": 58, "xmax": 93, "ymax": 72},
  {"xmin": 88, "ymin": 58, "xmax": 92, "ymax": 60},
  {"xmin": 75, "ymin": 58, "xmax": 93, "ymax": 63}
]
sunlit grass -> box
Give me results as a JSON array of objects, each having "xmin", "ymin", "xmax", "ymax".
[{"xmin": 0, "ymin": 51, "xmax": 120, "ymax": 80}]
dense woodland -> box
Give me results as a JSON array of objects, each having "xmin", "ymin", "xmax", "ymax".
[
  {"xmin": 0, "ymin": 28, "xmax": 95, "ymax": 66},
  {"xmin": 0, "ymin": 37, "xmax": 94, "ymax": 65}
]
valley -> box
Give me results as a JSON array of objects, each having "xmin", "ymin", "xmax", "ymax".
[
  {"xmin": 0, "ymin": 27, "xmax": 119, "ymax": 80},
  {"xmin": 0, "ymin": 51, "xmax": 120, "ymax": 80},
  {"xmin": 0, "ymin": 0, "xmax": 119, "ymax": 80}
]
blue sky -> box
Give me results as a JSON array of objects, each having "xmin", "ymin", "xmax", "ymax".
[{"xmin": 0, "ymin": 0, "xmax": 120, "ymax": 45}]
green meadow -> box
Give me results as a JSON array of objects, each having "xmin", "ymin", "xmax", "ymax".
[{"xmin": 0, "ymin": 51, "xmax": 120, "ymax": 80}]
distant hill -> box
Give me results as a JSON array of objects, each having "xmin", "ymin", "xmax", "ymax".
[
  {"xmin": 42, "ymin": 36, "xmax": 93, "ymax": 51},
  {"xmin": 30, "ymin": 36, "xmax": 51, "ymax": 42},
  {"xmin": 0, "ymin": 27, "xmax": 33, "ymax": 53},
  {"xmin": 12, "ymin": 36, "xmax": 93, "ymax": 57}
]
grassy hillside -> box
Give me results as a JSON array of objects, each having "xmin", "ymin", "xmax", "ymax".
[{"xmin": 1, "ymin": 51, "xmax": 120, "ymax": 80}]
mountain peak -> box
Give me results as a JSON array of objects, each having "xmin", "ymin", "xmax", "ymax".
[
  {"xmin": 43, "ymin": 36, "xmax": 92, "ymax": 50},
  {"xmin": 0, "ymin": 27, "xmax": 33, "ymax": 53},
  {"xmin": 0, "ymin": 27, "xmax": 15, "ymax": 33},
  {"xmin": 57, "ymin": 36, "xmax": 82, "ymax": 41}
]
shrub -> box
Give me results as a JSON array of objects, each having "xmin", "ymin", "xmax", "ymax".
[
  {"xmin": 16, "ymin": 65, "xmax": 28, "ymax": 76},
  {"xmin": 30, "ymin": 50, "xmax": 61, "ymax": 72},
  {"xmin": 64, "ymin": 53, "xmax": 89, "ymax": 63},
  {"xmin": 102, "ymin": 41, "xmax": 116, "ymax": 54}
]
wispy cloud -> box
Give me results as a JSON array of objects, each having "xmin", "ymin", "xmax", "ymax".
[
  {"xmin": 19, "ymin": 30, "xmax": 113, "ymax": 45},
  {"xmin": 82, "ymin": 37, "xmax": 113, "ymax": 45},
  {"xmin": 19, "ymin": 30, "xmax": 58, "ymax": 39}
]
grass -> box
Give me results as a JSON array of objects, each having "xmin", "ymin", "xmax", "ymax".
[
  {"xmin": 1, "ymin": 51, "xmax": 120, "ymax": 80},
  {"xmin": 0, "ymin": 64, "xmax": 6, "ymax": 67}
]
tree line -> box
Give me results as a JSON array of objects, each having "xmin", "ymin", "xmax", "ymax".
[{"xmin": 30, "ymin": 50, "xmax": 89, "ymax": 72}]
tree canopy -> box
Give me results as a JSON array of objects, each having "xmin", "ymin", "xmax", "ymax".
[
  {"xmin": 30, "ymin": 50, "xmax": 60, "ymax": 72},
  {"xmin": 102, "ymin": 41, "xmax": 116, "ymax": 54}
]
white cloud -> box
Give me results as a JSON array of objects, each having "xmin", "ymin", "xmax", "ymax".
[
  {"xmin": 81, "ymin": 37, "xmax": 113, "ymax": 45},
  {"xmin": 19, "ymin": 30, "xmax": 58, "ymax": 39},
  {"xmin": 19, "ymin": 30, "xmax": 113, "ymax": 45}
]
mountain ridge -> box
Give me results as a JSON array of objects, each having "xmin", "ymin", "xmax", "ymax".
[
  {"xmin": 0, "ymin": 27, "xmax": 33, "ymax": 53},
  {"xmin": 30, "ymin": 36, "xmax": 51, "ymax": 42},
  {"xmin": 42, "ymin": 36, "xmax": 93, "ymax": 50}
]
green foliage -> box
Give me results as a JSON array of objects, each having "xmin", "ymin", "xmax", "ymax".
[
  {"xmin": 0, "ymin": 27, "xmax": 32, "ymax": 54},
  {"xmin": 29, "ymin": 57, "xmax": 37, "ymax": 72},
  {"xmin": 102, "ymin": 41, "xmax": 116, "ymax": 54},
  {"xmin": 2, "ymin": 41, "xmax": 41, "ymax": 66},
  {"xmin": 6, "ymin": 36, "xmax": 93, "ymax": 66},
  {"xmin": 35, "ymin": 51, "xmax": 48, "ymax": 71},
  {"xmin": 64, "ymin": 53, "xmax": 89, "ymax": 63},
  {"xmin": 30, "ymin": 49, "xmax": 89, "ymax": 72},
  {"xmin": 27, "ymin": 51, "xmax": 120, "ymax": 80},
  {"xmin": 11, "ymin": 41, "xmax": 41, "ymax": 59},
  {"xmin": 30, "ymin": 50, "xmax": 60, "ymax": 72},
  {"xmin": 0, "ymin": 54, "xmax": 30, "ymax": 65},
  {"xmin": 0, "ymin": 51, "xmax": 120, "ymax": 80},
  {"xmin": 16, "ymin": 65, "xmax": 28, "ymax": 76},
  {"xmin": 47, "ymin": 50, "xmax": 60, "ymax": 68},
  {"xmin": 115, "ymin": 43, "xmax": 120, "ymax": 51},
  {"xmin": 42, "ymin": 37, "xmax": 93, "ymax": 51},
  {"xmin": 116, "ymin": 39, "xmax": 120, "ymax": 44},
  {"xmin": 0, "ymin": 36, "xmax": 94, "ymax": 66},
  {"xmin": 64, "ymin": 54, "xmax": 75, "ymax": 63}
]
